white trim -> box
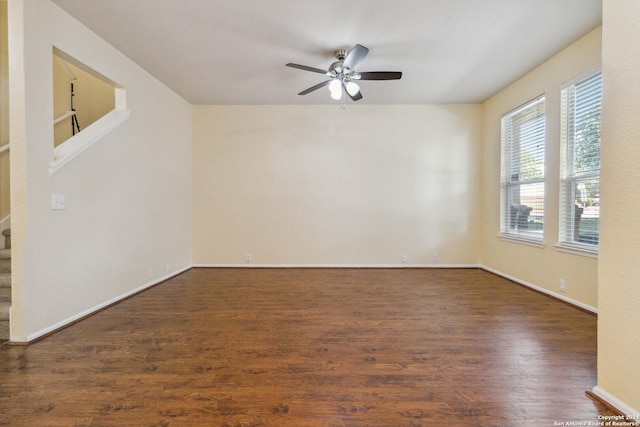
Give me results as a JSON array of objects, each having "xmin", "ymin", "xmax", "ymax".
[
  {"xmin": 10, "ymin": 265, "xmax": 191, "ymax": 343},
  {"xmin": 554, "ymin": 243, "xmax": 598, "ymax": 259},
  {"xmin": 10, "ymin": 264, "xmax": 599, "ymax": 342},
  {"xmin": 50, "ymin": 109, "xmax": 132, "ymax": 175},
  {"xmin": 591, "ymin": 386, "xmax": 640, "ymax": 417},
  {"xmin": 480, "ymin": 264, "xmax": 597, "ymax": 313},
  {"xmin": 0, "ymin": 143, "xmax": 9, "ymax": 154},
  {"xmin": 193, "ymin": 263, "xmax": 481, "ymax": 269},
  {"xmin": 497, "ymin": 233, "xmax": 545, "ymax": 248}
]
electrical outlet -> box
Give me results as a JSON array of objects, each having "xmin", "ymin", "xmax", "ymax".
[
  {"xmin": 52, "ymin": 194, "xmax": 66, "ymax": 210},
  {"xmin": 432, "ymin": 253, "xmax": 439, "ymax": 263},
  {"xmin": 401, "ymin": 254, "xmax": 408, "ymax": 263},
  {"xmin": 559, "ymin": 279, "xmax": 567, "ymax": 293},
  {"xmin": 246, "ymin": 254, "xmax": 252, "ymax": 263}
]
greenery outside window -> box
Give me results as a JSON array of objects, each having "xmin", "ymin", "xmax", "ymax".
[
  {"xmin": 500, "ymin": 96, "xmax": 546, "ymax": 244},
  {"xmin": 558, "ymin": 72, "xmax": 602, "ymax": 254}
]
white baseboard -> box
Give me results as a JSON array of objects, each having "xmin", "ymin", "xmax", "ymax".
[
  {"xmin": 196, "ymin": 264, "xmax": 596, "ymax": 313},
  {"xmin": 193, "ymin": 263, "xmax": 481, "ymax": 269},
  {"xmin": 11, "ymin": 265, "xmax": 192, "ymax": 343},
  {"xmin": 591, "ymin": 386, "xmax": 640, "ymax": 417},
  {"xmin": 12, "ymin": 263, "xmax": 597, "ymax": 342},
  {"xmin": 479, "ymin": 264, "xmax": 597, "ymax": 314}
]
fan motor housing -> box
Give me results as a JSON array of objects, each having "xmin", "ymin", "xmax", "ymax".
[{"xmin": 329, "ymin": 61, "xmax": 343, "ymax": 74}]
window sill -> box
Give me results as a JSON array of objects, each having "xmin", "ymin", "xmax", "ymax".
[
  {"xmin": 50, "ymin": 109, "xmax": 132, "ymax": 175},
  {"xmin": 498, "ymin": 233, "xmax": 545, "ymax": 249},
  {"xmin": 554, "ymin": 243, "xmax": 598, "ymax": 259}
]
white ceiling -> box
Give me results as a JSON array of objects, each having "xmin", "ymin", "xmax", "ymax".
[{"xmin": 52, "ymin": 0, "xmax": 602, "ymax": 105}]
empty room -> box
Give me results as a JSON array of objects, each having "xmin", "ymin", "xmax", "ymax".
[{"xmin": 1, "ymin": 0, "xmax": 639, "ymax": 425}]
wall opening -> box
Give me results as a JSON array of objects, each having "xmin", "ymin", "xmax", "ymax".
[
  {"xmin": 50, "ymin": 47, "xmax": 130, "ymax": 174},
  {"xmin": 53, "ymin": 48, "xmax": 116, "ymax": 146}
]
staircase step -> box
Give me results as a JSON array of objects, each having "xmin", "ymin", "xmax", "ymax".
[
  {"xmin": 0, "ymin": 301, "xmax": 9, "ymax": 320},
  {"xmin": 0, "ymin": 301, "xmax": 9, "ymax": 342},
  {"xmin": 0, "ymin": 249, "xmax": 10, "ymax": 273},
  {"xmin": 0, "ymin": 302, "xmax": 8, "ymax": 343},
  {"xmin": 2, "ymin": 228, "xmax": 10, "ymax": 250},
  {"xmin": 0, "ymin": 272, "xmax": 10, "ymax": 303},
  {"xmin": 0, "ymin": 320, "xmax": 8, "ymax": 341},
  {"xmin": 0, "ymin": 236, "xmax": 9, "ymax": 340},
  {"xmin": 0, "ymin": 259, "xmax": 9, "ymax": 273}
]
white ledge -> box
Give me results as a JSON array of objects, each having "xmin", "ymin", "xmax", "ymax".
[
  {"xmin": 50, "ymin": 109, "xmax": 131, "ymax": 175},
  {"xmin": 497, "ymin": 233, "xmax": 545, "ymax": 248},
  {"xmin": 554, "ymin": 243, "xmax": 598, "ymax": 259}
]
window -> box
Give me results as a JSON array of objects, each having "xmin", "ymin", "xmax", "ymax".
[
  {"xmin": 500, "ymin": 96, "xmax": 546, "ymax": 243},
  {"xmin": 559, "ymin": 72, "xmax": 602, "ymax": 253}
]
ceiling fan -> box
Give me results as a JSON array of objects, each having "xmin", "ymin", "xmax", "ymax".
[{"xmin": 286, "ymin": 44, "xmax": 402, "ymax": 104}]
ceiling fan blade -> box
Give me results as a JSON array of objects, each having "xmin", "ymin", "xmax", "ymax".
[
  {"xmin": 347, "ymin": 89, "xmax": 363, "ymax": 102},
  {"xmin": 357, "ymin": 71, "xmax": 403, "ymax": 80},
  {"xmin": 286, "ymin": 63, "xmax": 328, "ymax": 74},
  {"xmin": 342, "ymin": 44, "xmax": 369, "ymax": 71},
  {"xmin": 298, "ymin": 80, "xmax": 332, "ymax": 95}
]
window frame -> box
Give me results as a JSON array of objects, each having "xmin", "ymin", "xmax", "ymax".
[
  {"xmin": 557, "ymin": 71, "xmax": 602, "ymax": 257},
  {"xmin": 499, "ymin": 95, "xmax": 546, "ymax": 246}
]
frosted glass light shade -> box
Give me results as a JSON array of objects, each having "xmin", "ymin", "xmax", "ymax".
[
  {"xmin": 346, "ymin": 81, "xmax": 360, "ymax": 96},
  {"xmin": 329, "ymin": 79, "xmax": 343, "ymax": 100}
]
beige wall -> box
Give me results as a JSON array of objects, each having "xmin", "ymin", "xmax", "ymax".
[
  {"xmin": 0, "ymin": 0, "xmax": 9, "ymax": 220},
  {"xmin": 193, "ymin": 105, "xmax": 482, "ymax": 266},
  {"xmin": 481, "ymin": 28, "xmax": 602, "ymax": 309},
  {"xmin": 53, "ymin": 55, "xmax": 115, "ymax": 147},
  {"xmin": 8, "ymin": 0, "xmax": 192, "ymax": 341},
  {"xmin": 6, "ymin": 0, "xmax": 638, "ymax": 415},
  {"xmin": 595, "ymin": 0, "xmax": 640, "ymax": 414},
  {"xmin": 9, "ymin": 0, "xmax": 637, "ymax": 413}
]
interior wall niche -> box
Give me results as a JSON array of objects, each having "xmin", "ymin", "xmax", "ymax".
[{"xmin": 52, "ymin": 48, "xmax": 116, "ymax": 147}]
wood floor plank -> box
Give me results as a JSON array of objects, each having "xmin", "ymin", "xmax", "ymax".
[{"xmin": 0, "ymin": 268, "xmax": 616, "ymax": 426}]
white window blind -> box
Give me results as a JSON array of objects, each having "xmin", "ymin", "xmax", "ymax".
[
  {"xmin": 500, "ymin": 97, "xmax": 546, "ymax": 242},
  {"xmin": 559, "ymin": 72, "xmax": 602, "ymax": 251}
]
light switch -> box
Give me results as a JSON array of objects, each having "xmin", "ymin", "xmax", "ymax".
[{"xmin": 52, "ymin": 194, "xmax": 65, "ymax": 210}]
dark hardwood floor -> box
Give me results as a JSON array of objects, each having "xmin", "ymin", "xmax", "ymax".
[{"xmin": 0, "ymin": 268, "xmax": 614, "ymax": 426}]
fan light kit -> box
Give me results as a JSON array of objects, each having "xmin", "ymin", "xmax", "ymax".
[{"xmin": 286, "ymin": 44, "xmax": 402, "ymax": 108}]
